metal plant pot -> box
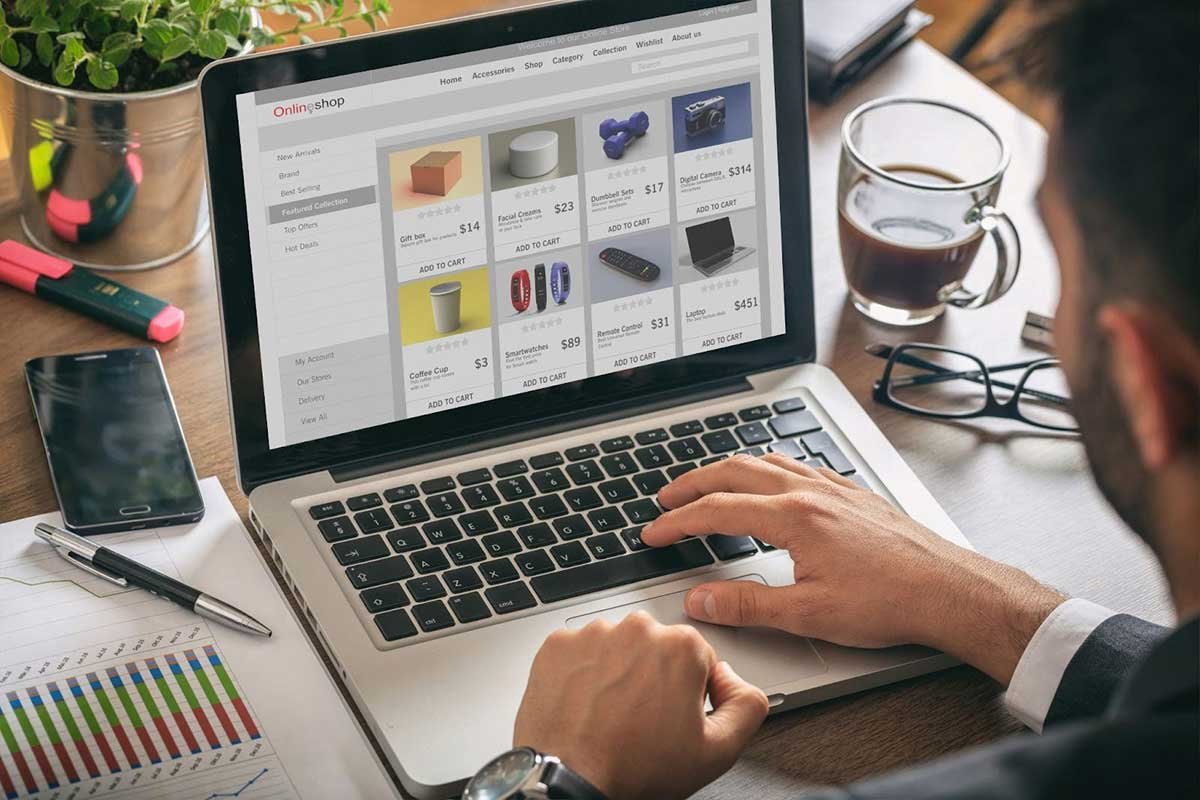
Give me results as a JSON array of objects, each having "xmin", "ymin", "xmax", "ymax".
[{"xmin": 0, "ymin": 31, "xmax": 254, "ymax": 271}]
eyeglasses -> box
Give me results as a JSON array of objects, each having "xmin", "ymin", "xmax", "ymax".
[{"xmin": 868, "ymin": 343, "xmax": 1079, "ymax": 433}]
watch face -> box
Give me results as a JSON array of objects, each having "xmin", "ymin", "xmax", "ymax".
[{"xmin": 466, "ymin": 748, "xmax": 538, "ymax": 800}]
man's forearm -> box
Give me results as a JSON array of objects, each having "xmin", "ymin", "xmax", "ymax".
[{"xmin": 923, "ymin": 552, "xmax": 1066, "ymax": 685}]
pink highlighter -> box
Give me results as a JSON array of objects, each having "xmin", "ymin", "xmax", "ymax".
[{"xmin": 0, "ymin": 240, "xmax": 184, "ymax": 342}]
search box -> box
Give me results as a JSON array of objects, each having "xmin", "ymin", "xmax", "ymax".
[{"xmin": 632, "ymin": 40, "xmax": 751, "ymax": 74}]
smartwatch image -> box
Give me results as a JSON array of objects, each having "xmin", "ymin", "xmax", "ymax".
[
  {"xmin": 510, "ymin": 269, "xmax": 531, "ymax": 312},
  {"xmin": 550, "ymin": 261, "xmax": 570, "ymax": 305},
  {"xmin": 534, "ymin": 263, "xmax": 547, "ymax": 312}
]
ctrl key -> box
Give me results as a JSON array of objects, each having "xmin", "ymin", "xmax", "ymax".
[
  {"xmin": 485, "ymin": 582, "xmax": 537, "ymax": 615},
  {"xmin": 375, "ymin": 608, "xmax": 418, "ymax": 641},
  {"xmin": 412, "ymin": 600, "xmax": 456, "ymax": 633}
]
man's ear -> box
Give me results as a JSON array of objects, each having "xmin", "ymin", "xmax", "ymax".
[{"xmin": 1097, "ymin": 304, "xmax": 1200, "ymax": 470}]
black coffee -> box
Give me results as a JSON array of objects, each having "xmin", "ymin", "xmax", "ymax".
[{"xmin": 839, "ymin": 165, "xmax": 985, "ymax": 311}]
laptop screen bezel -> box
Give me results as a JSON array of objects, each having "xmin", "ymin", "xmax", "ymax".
[{"xmin": 200, "ymin": 0, "xmax": 813, "ymax": 493}]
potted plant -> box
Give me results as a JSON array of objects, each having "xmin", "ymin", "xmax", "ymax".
[{"xmin": 0, "ymin": 0, "xmax": 390, "ymax": 269}]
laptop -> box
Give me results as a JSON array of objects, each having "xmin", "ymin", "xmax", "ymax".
[
  {"xmin": 685, "ymin": 215, "xmax": 757, "ymax": 276},
  {"xmin": 199, "ymin": 1, "xmax": 969, "ymax": 797}
]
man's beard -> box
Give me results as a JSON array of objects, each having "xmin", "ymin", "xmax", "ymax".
[{"xmin": 1069, "ymin": 324, "xmax": 1157, "ymax": 551}]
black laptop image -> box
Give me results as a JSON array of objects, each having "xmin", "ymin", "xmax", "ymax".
[{"xmin": 685, "ymin": 216, "xmax": 757, "ymax": 276}]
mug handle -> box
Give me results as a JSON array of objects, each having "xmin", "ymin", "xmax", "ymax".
[{"xmin": 940, "ymin": 204, "xmax": 1021, "ymax": 309}]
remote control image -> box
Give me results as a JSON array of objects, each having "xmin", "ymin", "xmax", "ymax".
[{"xmin": 598, "ymin": 247, "xmax": 661, "ymax": 282}]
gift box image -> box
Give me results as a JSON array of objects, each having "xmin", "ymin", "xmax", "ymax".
[{"xmin": 411, "ymin": 151, "xmax": 464, "ymax": 196}]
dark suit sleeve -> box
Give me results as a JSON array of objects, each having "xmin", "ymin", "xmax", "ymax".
[{"xmin": 1042, "ymin": 613, "xmax": 1169, "ymax": 726}]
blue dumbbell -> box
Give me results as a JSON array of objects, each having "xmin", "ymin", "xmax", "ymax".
[
  {"xmin": 604, "ymin": 131, "xmax": 635, "ymax": 159},
  {"xmin": 598, "ymin": 111, "xmax": 650, "ymax": 140}
]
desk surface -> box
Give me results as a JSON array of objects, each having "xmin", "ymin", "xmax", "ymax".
[{"xmin": 0, "ymin": 36, "xmax": 1172, "ymax": 798}]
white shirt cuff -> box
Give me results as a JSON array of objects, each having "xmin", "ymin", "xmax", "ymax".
[{"xmin": 1004, "ymin": 598, "xmax": 1116, "ymax": 733}]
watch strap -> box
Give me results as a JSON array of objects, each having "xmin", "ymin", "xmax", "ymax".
[{"xmin": 540, "ymin": 759, "xmax": 608, "ymax": 800}]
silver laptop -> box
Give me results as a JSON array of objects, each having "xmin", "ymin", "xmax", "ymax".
[
  {"xmin": 199, "ymin": 1, "xmax": 969, "ymax": 797},
  {"xmin": 685, "ymin": 215, "xmax": 757, "ymax": 276}
]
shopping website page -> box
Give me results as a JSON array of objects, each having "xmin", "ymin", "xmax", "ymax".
[{"xmin": 235, "ymin": 1, "xmax": 785, "ymax": 448}]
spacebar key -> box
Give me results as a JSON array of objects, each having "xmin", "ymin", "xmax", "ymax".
[{"xmin": 530, "ymin": 539, "xmax": 715, "ymax": 603}]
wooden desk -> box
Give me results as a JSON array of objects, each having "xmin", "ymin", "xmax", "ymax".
[{"xmin": 0, "ymin": 32, "xmax": 1172, "ymax": 798}]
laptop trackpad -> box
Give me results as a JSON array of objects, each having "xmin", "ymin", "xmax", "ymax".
[{"xmin": 566, "ymin": 574, "xmax": 827, "ymax": 691}]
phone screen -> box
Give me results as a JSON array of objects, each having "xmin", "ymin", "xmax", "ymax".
[{"xmin": 25, "ymin": 348, "xmax": 204, "ymax": 532}]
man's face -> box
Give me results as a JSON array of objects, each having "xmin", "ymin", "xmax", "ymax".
[{"xmin": 1038, "ymin": 125, "xmax": 1154, "ymax": 543}]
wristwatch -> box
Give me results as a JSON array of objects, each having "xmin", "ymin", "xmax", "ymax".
[
  {"xmin": 463, "ymin": 747, "xmax": 608, "ymax": 800},
  {"xmin": 534, "ymin": 263, "xmax": 548, "ymax": 312},
  {"xmin": 510, "ymin": 269, "xmax": 531, "ymax": 312},
  {"xmin": 550, "ymin": 261, "xmax": 570, "ymax": 304}
]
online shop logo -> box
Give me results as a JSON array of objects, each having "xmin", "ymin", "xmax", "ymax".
[{"xmin": 271, "ymin": 95, "xmax": 347, "ymax": 119}]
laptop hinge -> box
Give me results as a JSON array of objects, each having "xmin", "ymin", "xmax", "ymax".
[{"xmin": 329, "ymin": 374, "xmax": 754, "ymax": 484}]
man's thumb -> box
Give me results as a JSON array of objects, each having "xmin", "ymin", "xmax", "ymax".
[
  {"xmin": 704, "ymin": 661, "xmax": 769, "ymax": 762},
  {"xmin": 685, "ymin": 580, "xmax": 781, "ymax": 628}
]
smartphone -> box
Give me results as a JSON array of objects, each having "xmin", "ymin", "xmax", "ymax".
[{"xmin": 25, "ymin": 347, "xmax": 204, "ymax": 534}]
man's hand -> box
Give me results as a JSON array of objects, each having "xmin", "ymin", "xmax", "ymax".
[
  {"xmin": 642, "ymin": 454, "xmax": 1065, "ymax": 684},
  {"xmin": 513, "ymin": 611, "xmax": 768, "ymax": 800}
]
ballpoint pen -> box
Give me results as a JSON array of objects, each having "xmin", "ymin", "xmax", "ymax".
[{"xmin": 34, "ymin": 522, "xmax": 272, "ymax": 638}]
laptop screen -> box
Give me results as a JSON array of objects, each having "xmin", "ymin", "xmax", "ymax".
[
  {"xmin": 232, "ymin": 2, "xmax": 788, "ymax": 450},
  {"xmin": 685, "ymin": 217, "xmax": 738, "ymax": 264}
]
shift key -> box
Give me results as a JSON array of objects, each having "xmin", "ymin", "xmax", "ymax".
[
  {"xmin": 346, "ymin": 555, "xmax": 413, "ymax": 589},
  {"xmin": 530, "ymin": 539, "xmax": 714, "ymax": 603}
]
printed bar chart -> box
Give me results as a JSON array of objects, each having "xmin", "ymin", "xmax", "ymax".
[{"xmin": 0, "ymin": 640, "xmax": 271, "ymax": 797}]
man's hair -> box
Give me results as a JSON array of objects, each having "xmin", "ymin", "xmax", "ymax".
[{"xmin": 1007, "ymin": 0, "xmax": 1199, "ymax": 340}]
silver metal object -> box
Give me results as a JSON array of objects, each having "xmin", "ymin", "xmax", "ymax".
[
  {"xmin": 33, "ymin": 521, "xmax": 272, "ymax": 638},
  {"xmin": 0, "ymin": 26, "xmax": 254, "ymax": 270},
  {"xmin": 195, "ymin": 593, "xmax": 273, "ymax": 638}
]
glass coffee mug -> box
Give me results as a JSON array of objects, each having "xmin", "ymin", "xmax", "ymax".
[{"xmin": 838, "ymin": 97, "xmax": 1021, "ymax": 326}]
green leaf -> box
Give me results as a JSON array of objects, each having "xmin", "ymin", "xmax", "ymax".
[
  {"xmin": 84, "ymin": 16, "xmax": 112, "ymax": 40},
  {"xmin": 15, "ymin": 0, "xmax": 44, "ymax": 20},
  {"xmin": 17, "ymin": 42, "xmax": 32, "ymax": 69},
  {"xmin": 56, "ymin": 31, "xmax": 86, "ymax": 43},
  {"xmin": 54, "ymin": 57, "xmax": 77, "ymax": 86},
  {"xmin": 160, "ymin": 32, "xmax": 193, "ymax": 60},
  {"xmin": 188, "ymin": 0, "xmax": 214, "ymax": 15},
  {"xmin": 360, "ymin": 11, "xmax": 376, "ymax": 31},
  {"xmin": 102, "ymin": 31, "xmax": 137, "ymax": 66},
  {"xmin": 120, "ymin": 0, "xmax": 146, "ymax": 21},
  {"xmin": 214, "ymin": 9, "xmax": 241, "ymax": 37},
  {"xmin": 86, "ymin": 56, "xmax": 119, "ymax": 89},
  {"xmin": 35, "ymin": 31, "xmax": 54, "ymax": 66},
  {"xmin": 195, "ymin": 29, "xmax": 226, "ymax": 59},
  {"xmin": 249, "ymin": 27, "xmax": 275, "ymax": 47},
  {"xmin": 298, "ymin": 33, "xmax": 312, "ymax": 45},
  {"xmin": 64, "ymin": 37, "xmax": 85, "ymax": 61},
  {"xmin": 307, "ymin": 2, "xmax": 325, "ymax": 23},
  {"xmin": 0, "ymin": 36, "xmax": 18, "ymax": 68},
  {"xmin": 29, "ymin": 14, "xmax": 59, "ymax": 34}
]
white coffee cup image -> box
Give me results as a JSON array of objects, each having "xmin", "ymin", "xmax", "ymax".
[
  {"xmin": 508, "ymin": 130, "xmax": 559, "ymax": 178},
  {"xmin": 429, "ymin": 281, "xmax": 463, "ymax": 333}
]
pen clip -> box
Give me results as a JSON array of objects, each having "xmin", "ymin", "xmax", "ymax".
[{"xmin": 56, "ymin": 548, "xmax": 128, "ymax": 587}]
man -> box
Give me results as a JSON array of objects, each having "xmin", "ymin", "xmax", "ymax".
[{"xmin": 505, "ymin": 1, "xmax": 1199, "ymax": 797}]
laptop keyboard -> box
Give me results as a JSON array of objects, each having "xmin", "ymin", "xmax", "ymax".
[{"xmin": 304, "ymin": 396, "xmax": 869, "ymax": 646}]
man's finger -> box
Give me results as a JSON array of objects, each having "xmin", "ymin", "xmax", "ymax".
[
  {"xmin": 684, "ymin": 579, "xmax": 788, "ymax": 628},
  {"xmin": 657, "ymin": 454, "xmax": 801, "ymax": 509},
  {"xmin": 703, "ymin": 661, "xmax": 769, "ymax": 764},
  {"xmin": 641, "ymin": 493, "xmax": 778, "ymax": 546}
]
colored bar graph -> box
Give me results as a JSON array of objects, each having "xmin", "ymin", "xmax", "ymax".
[
  {"xmin": 26, "ymin": 687, "xmax": 80, "ymax": 784},
  {"xmin": 145, "ymin": 658, "xmax": 203, "ymax": 755},
  {"xmin": 205, "ymin": 646, "xmax": 261, "ymax": 740},
  {"xmin": 164, "ymin": 653, "xmax": 221, "ymax": 750},
  {"xmin": 0, "ymin": 753, "xmax": 16, "ymax": 800},
  {"xmin": 105, "ymin": 668, "xmax": 161, "ymax": 765},
  {"xmin": 125, "ymin": 663, "xmax": 182, "ymax": 759},
  {"xmin": 6, "ymin": 691, "xmax": 57, "ymax": 789},
  {"xmin": 67, "ymin": 677, "xmax": 120, "ymax": 774},
  {"xmin": 87, "ymin": 672, "xmax": 141, "ymax": 769},
  {"xmin": 0, "ymin": 707, "xmax": 37, "ymax": 796},
  {"xmin": 185, "ymin": 649, "xmax": 241, "ymax": 744},
  {"xmin": 46, "ymin": 682, "xmax": 100, "ymax": 779}
]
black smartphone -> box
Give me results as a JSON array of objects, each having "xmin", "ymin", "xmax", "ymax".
[{"xmin": 25, "ymin": 347, "xmax": 205, "ymax": 534}]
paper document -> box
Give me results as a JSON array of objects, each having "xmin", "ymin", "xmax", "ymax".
[{"xmin": 0, "ymin": 478, "xmax": 400, "ymax": 800}]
